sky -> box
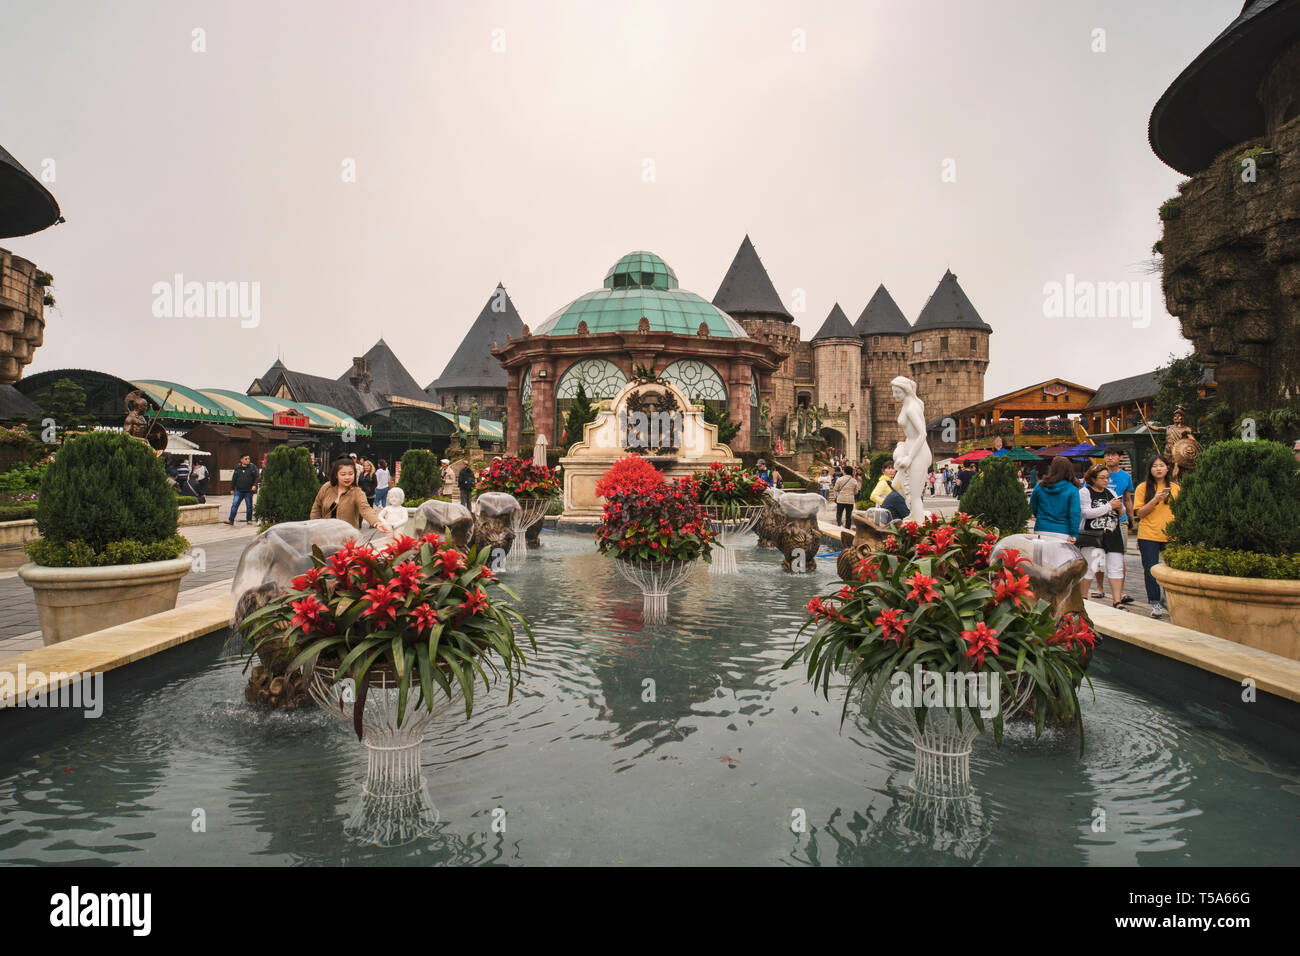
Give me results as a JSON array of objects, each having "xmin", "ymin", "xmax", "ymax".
[{"xmin": 1, "ymin": 0, "xmax": 1240, "ymax": 399}]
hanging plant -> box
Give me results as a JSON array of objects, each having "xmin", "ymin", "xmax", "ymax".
[{"xmin": 34, "ymin": 271, "xmax": 54, "ymax": 287}]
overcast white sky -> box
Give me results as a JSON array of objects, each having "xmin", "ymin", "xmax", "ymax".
[{"xmin": 2, "ymin": 0, "xmax": 1238, "ymax": 398}]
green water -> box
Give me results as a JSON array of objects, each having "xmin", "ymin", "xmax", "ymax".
[{"xmin": 1, "ymin": 532, "xmax": 1297, "ymax": 866}]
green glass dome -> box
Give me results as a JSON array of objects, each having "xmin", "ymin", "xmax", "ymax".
[{"xmin": 536, "ymin": 251, "xmax": 749, "ymax": 338}]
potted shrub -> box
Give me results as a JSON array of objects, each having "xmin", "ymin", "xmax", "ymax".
[
  {"xmin": 1154, "ymin": 439, "xmax": 1300, "ymax": 658},
  {"xmin": 396, "ymin": 448, "xmax": 439, "ymax": 501},
  {"xmin": 786, "ymin": 512, "xmax": 1094, "ymax": 796},
  {"xmin": 19, "ymin": 432, "xmax": 192, "ymax": 644},
  {"xmin": 595, "ymin": 476, "xmax": 714, "ymax": 622}
]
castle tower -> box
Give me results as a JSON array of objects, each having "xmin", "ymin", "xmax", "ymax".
[
  {"xmin": 712, "ymin": 236, "xmax": 797, "ymax": 438},
  {"xmin": 854, "ymin": 284, "xmax": 912, "ymax": 451},
  {"xmin": 907, "ymin": 270, "xmax": 991, "ymax": 424},
  {"xmin": 811, "ymin": 303, "xmax": 861, "ymax": 455}
]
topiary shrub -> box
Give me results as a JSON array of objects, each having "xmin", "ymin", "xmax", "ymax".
[
  {"xmin": 561, "ymin": 383, "xmax": 597, "ymax": 454},
  {"xmin": 32, "ymin": 431, "xmax": 179, "ymax": 558},
  {"xmin": 1167, "ymin": 439, "xmax": 1300, "ymax": 556},
  {"xmin": 958, "ymin": 455, "xmax": 1031, "ymax": 535},
  {"xmin": 1164, "ymin": 544, "xmax": 1300, "ymax": 581},
  {"xmin": 175, "ymin": 495, "xmax": 198, "ymax": 506},
  {"xmin": 254, "ymin": 446, "xmax": 319, "ymax": 526},
  {"xmin": 397, "ymin": 448, "xmax": 439, "ymax": 500}
]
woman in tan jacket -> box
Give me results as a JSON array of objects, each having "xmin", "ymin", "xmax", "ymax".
[
  {"xmin": 310, "ymin": 457, "xmax": 391, "ymax": 532},
  {"xmin": 832, "ymin": 467, "xmax": 861, "ymax": 529}
]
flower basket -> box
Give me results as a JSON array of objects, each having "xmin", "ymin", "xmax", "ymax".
[
  {"xmin": 507, "ymin": 496, "xmax": 552, "ymax": 567},
  {"xmin": 786, "ymin": 513, "xmax": 1096, "ymax": 798},
  {"xmin": 235, "ymin": 532, "xmax": 534, "ymax": 845},
  {"xmin": 310, "ymin": 663, "xmax": 464, "ymax": 846},
  {"xmin": 699, "ymin": 502, "xmax": 765, "ymax": 575},
  {"xmin": 612, "ymin": 557, "xmax": 697, "ymax": 624}
]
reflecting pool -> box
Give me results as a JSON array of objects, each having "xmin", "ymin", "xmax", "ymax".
[{"xmin": 1, "ymin": 532, "xmax": 1298, "ymax": 865}]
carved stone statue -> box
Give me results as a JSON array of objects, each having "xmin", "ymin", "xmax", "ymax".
[
  {"xmin": 471, "ymin": 491, "xmax": 519, "ymax": 557},
  {"xmin": 796, "ymin": 406, "xmax": 807, "ymax": 442},
  {"xmin": 124, "ymin": 390, "xmax": 149, "ymax": 439},
  {"xmin": 469, "ymin": 398, "xmax": 480, "ymax": 435},
  {"xmin": 890, "ymin": 376, "xmax": 933, "ymax": 524},
  {"xmin": 375, "ymin": 486, "xmax": 410, "ymax": 537},
  {"xmin": 758, "ymin": 397, "xmax": 770, "ymax": 434},
  {"xmin": 775, "ymin": 492, "xmax": 823, "ymax": 572},
  {"xmin": 812, "ymin": 405, "xmax": 824, "ymax": 433}
]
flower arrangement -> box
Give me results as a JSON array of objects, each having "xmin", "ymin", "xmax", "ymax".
[
  {"xmin": 595, "ymin": 476, "xmax": 715, "ymax": 564},
  {"xmin": 595, "ymin": 454, "xmax": 666, "ymax": 499},
  {"xmin": 0, "ymin": 424, "xmax": 32, "ymax": 448},
  {"xmin": 236, "ymin": 533, "xmax": 534, "ymax": 737},
  {"xmin": 787, "ymin": 512, "xmax": 1095, "ymax": 749},
  {"xmin": 685, "ymin": 462, "xmax": 769, "ymax": 509},
  {"xmin": 474, "ymin": 455, "xmax": 560, "ymax": 499}
]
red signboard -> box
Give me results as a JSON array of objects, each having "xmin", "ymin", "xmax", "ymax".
[
  {"xmin": 273, "ymin": 409, "xmax": 310, "ymax": 428},
  {"xmin": 1043, "ymin": 383, "xmax": 1069, "ymax": 397}
]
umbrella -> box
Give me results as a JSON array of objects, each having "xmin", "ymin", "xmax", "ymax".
[
  {"xmin": 0, "ymin": 143, "xmax": 61, "ymax": 238},
  {"xmin": 1033, "ymin": 442, "xmax": 1074, "ymax": 458},
  {"xmin": 1001, "ymin": 447, "xmax": 1042, "ymax": 462},
  {"xmin": 952, "ymin": 449, "xmax": 993, "ymax": 463},
  {"xmin": 1058, "ymin": 442, "xmax": 1102, "ymax": 458}
]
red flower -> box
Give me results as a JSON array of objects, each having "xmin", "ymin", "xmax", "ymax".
[
  {"xmin": 432, "ymin": 548, "xmax": 466, "ymax": 578},
  {"xmin": 806, "ymin": 596, "xmax": 843, "ymax": 622},
  {"xmin": 961, "ymin": 621, "xmax": 1000, "ymax": 668},
  {"xmin": 991, "ymin": 568, "xmax": 1034, "ymax": 606},
  {"xmin": 874, "ymin": 608, "xmax": 910, "ymax": 643},
  {"xmin": 290, "ymin": 594, "xmax": 327, "ymax": 633},
  {"xmin": 1051, "ymin": 614, "xmax": 1097, "ymax": 651},
  {"xmin": 393, "ymin": 559, "xmax": 425, "ymax": 593},
  {"xmin": 456, "ymin": 586, "xmax": 489, "ymax": 621},
  {"xmin": 384, "ymin": 535, "xmax": 419, "ymax": 558},
  {"xmin": 854, "ymin": 557, "xmax": 880, "ymax": 582},
  {"xmin": 412, "ymin": 602, "xmax": 439, "ymax": 633},
  {"xmin": 930, "ymin": 526, "xmax": 956, "ymax": 550},
  {"xmin": 905, "ymin": 572, "xmax": 939, "ymax": 604},
  {"xmin": 835, "ymin": 585, "xmax": 856, "ymax": 601},
  {"xmin": 361, "ymin": 582, "xmax": 399, "ymax": 625},
  {"xmin": 915, "ymin": 540, "xmax": 935, "ymax": 557},
  {"xmin": 998, "ymin": 547, "xmax": 1030, "ymax": 571},
  {"xmin": 883, "ymin": 537, "xmax": 899, "ymax": 552},
  {"xmin": 290, "ymin": 567, "xmax": 325, "ymax": 592}
]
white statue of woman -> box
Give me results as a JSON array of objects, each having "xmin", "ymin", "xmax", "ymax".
[{"xmin": 890, "ymin": 376, "xmax": 933, "ymax": 524}]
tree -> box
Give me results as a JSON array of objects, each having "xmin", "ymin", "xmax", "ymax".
[
  {"xmin": 1153, "ymin": 353, "xmax": 1215, "ymax": 432},
  {"xmin": 561, "ymin": 383, "xmax": 597, "ymax": 454},
  {"xmin": 254, "ymin": 446, "xmax": 319, "ymax": 525},
  {"xmin": 28, "ymin": 377, "xmax": 95, "ymax": 435},
  {"xmin": 958, "ymin": 455, "xmax": 1030, "ymax": 535},
  {"xmin": 397, "ymin": 448, "xmax": 439, "ymax": 500},
  {"xmin": 699, "ymin": 399, "xmax": 739, "ymax": 445},
  {"xmin": 868, "ymin": 452, "xmax": 893, "ymax": 485}
]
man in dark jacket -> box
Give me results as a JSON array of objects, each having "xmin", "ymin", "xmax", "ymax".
[
  {"xmin": 226, "ymin": 454, "xmax": 260, "ymax": 525},
  {"xmin": 457, "ymin": 463, "xmax": 475, "ymax": 509}
]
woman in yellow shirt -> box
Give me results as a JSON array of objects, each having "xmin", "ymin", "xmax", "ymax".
[{"xmin": 1133, "ymin": 455, "xmax": 1179, "ymax": 618}]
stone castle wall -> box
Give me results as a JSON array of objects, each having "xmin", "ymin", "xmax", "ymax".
[
  {"xmin": 737, "ymin": 314, "xmax": 800, "ymax": 438},
  {"xmin": 812, "ymin": 337, "xmax": 860, "ymax": 452},
  {"xmin": 0, "ymin": 249, "xmax": 47, "ymax": 385},
  {"xmin": 907, "ymin": 328, "xmax": 989, "ymax": 428},
  {"xmin": 863, "ymin": 332, "xmax": 908, "ymax": 450}
]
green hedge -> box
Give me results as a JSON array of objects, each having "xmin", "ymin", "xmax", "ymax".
[
  {"xmin": 960, "ymin": 455, "xmax": 1031, "ymax": 535},
  {"xmin": 176, "ymin": 495, "xmax": 198, "ymax": 506},
  {"xmin": 254, "ymin": 446, "xmax": 318, "ymax": 525},
  {"xmin": 867, "ymin": 452, "xmax": 893, "ymax": 486},
  {"xmin": 0, "ymin": 502, "xmax": 38, "ymax": 521},
  {"xmin": 26, "ymin": 534, "xmax": 191, "ymax": 568},
  {"xmin": 1164, "ymin": 544, "xmax": 1300, "ymax": 581},
  {"xmin": 35, "ymin": 431, "xmax": 177, "ymax": 553}
]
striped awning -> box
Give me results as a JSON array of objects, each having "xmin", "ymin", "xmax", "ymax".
[
  {"xmin": 434, "ymin": 410, "xmax": 504, "ymax": 440},
  {"xmin": 132, "ymin": 380, "xmax": 369, "ymax": 435}
]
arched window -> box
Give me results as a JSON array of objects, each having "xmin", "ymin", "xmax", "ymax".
[
  {"xmin": 555, "ymin": 358, "xmax": 627, "ymax": 439},
  {"xmin": 659, "ymin": 359, "xmax": 727, "ymax": 416}
]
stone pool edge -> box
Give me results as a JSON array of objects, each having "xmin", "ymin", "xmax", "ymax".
[{"xmin": 0, "ymin": 593, "xmax": 232, "ymax": 708}]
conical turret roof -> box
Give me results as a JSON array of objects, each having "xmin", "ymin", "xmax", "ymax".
[
  {"xmin": 912, "ymin": 270, "xmax": 992, "ymax": 333},
  {"xmin": 425, "ymin": 284, "xmax": 524, "ymax": 393},
  {"xmin": 339, "ymin": 338, "xmax": 429, "ymax": 403},
  {"xmin": 854, "ymin": 285, "xmax": 911, "ymax": 336},
  {"xmin": 812, "ymin": 303, "xmax": 855, "ymax": 340},
  {"xmin": 711, "ymin": 235, "xmax": 792, "ymax": 321}
]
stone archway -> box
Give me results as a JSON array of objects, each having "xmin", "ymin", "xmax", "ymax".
[{"xmin": 819, "ymin": 426, "xmax": 847, "ymax": 455}]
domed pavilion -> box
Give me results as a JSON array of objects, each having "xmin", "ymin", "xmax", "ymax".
[{"xmin": 493, "ymin": 251, "xmax": 784, "ymax": 453}]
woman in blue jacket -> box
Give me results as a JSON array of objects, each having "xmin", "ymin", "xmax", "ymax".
[{"xmin": 1029, "ymin": 456, "xmax": 1081, "ymax": 541}]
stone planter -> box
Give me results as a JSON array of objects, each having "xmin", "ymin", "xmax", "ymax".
[
  {"xmin": 1152, "ymin": 564, "xmax": 1300, "ymax": 660},
  {"xmin": 18, "ymin": 555, "xmax": 194, "ymax": 645}
]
